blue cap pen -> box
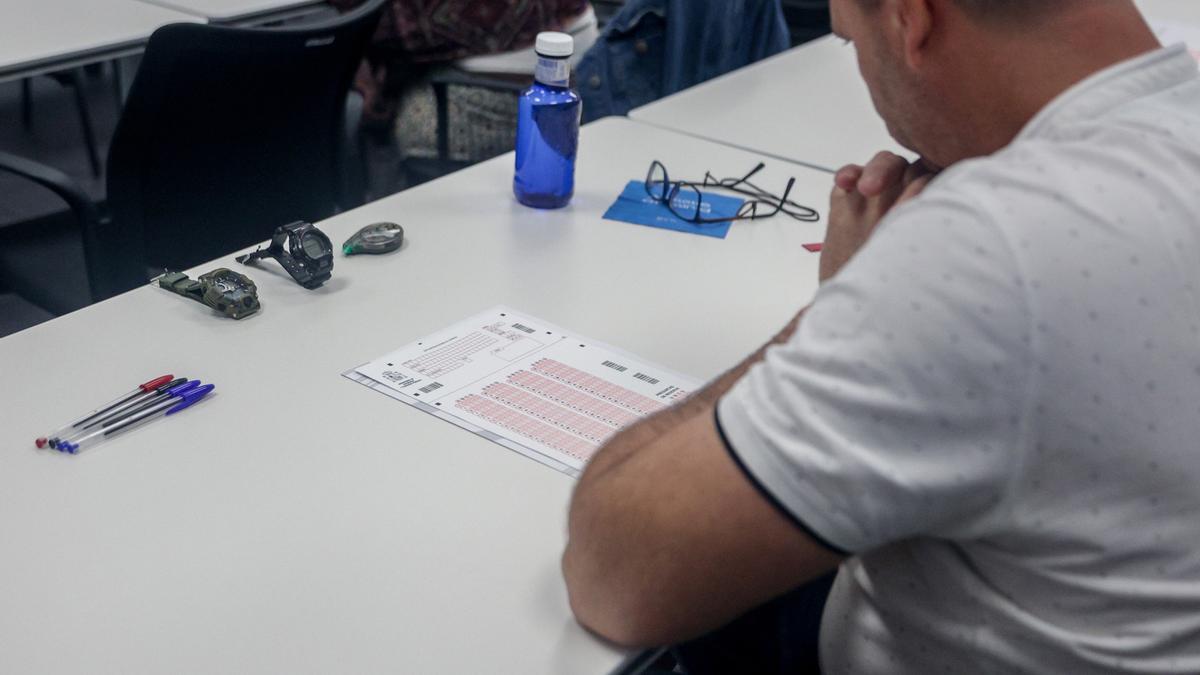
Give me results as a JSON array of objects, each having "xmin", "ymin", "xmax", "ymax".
[
  {"xmin": 60, "ymin": 384, "xmax": 214, "ymax": 454},
  {"xmin": 50, "ymin": 377, "xmax": 190, "ymax": 448},
  {"xmin": 38, "ymin": 375, "xmax": 174, "ymax": 448}
]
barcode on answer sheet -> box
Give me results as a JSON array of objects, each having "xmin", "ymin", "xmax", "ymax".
[
  {"xmin": 419, "ymin": 382, "xmax": 444, "ymax": 394},
  {"xmin": 512, "ymin": 323, "xmax": 536, "ymax": 334},
  {"xmin": 634, "ymin": 373, "xmax": 660, "ymax": 385},
  {"xmin": 602, "ymin": 360, "xmax": 628, "ymax": 373}
]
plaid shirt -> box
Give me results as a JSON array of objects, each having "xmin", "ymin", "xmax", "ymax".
[{"xmin": 333, "ymin": 0, "xmax": 590, "ymax": 63}]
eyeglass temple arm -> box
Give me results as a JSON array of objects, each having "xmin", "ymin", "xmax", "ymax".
[
  {"xmin": 763, "ymin": 178, "xmax": 798, "ymax": 216},
  {"xmin": 703, "ymin": 162, "xmax": 767, "ymax": 189},
  {"xmin": 732, "ymin": 163, "xmax": 768, "ymax": 189}
]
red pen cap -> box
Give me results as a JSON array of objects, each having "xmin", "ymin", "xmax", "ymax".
[{"xmin": 138, "ymin": 375, "xmax": 175, "ymax": 392}]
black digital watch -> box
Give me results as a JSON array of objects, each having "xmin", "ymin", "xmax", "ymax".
[{"xmin": 236, "ymin": 221, "xmax": 334, "ymax": 289}]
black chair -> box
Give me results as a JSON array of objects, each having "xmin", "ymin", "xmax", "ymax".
[
  {"xmin": 20, "ymin": 62, "xmax": 123, "ymax": 179},
  {"xmin": 0, "ymin": 151, "xmax": 107, "ymax": 335},
  {"xmin": 103, "ymin": 0, "xmax": 386, "ymax": 291},
  {"xmin": 399, "ymin": 69, "xmax": 527, "ymax": 187}
]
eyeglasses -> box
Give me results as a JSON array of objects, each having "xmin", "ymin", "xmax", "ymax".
[{"xmin": 643, "ymin": 161, "xmax": 820, "ymax": 225}]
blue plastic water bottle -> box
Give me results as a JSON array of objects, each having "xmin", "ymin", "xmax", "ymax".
[{"xmin": 514, "ymin": 32, "xmax": 582, "ymax": 209}]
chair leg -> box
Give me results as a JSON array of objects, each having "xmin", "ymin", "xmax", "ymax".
[
  {"xmin": 21, "ymin": 79, "xmax": 33, "ymax": 128},
  {"xmin": 68, "ymin": 69, "xmax": 102, "ymax": 177},
  {"xmin": 339, "ymin": 91, "xmax": 368, "ymax": 208},
  {"xmin": 112, "ymin": 59, "xmax": 125, "ymax": 108},
  {"xmin": 434, "ymin": 80, "xmax": 450, "ymax": 162}
]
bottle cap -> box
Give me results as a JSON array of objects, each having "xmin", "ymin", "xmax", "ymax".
[{"xmin": 535, "ymin": 32, "xmax": 574, "ymax": 58}]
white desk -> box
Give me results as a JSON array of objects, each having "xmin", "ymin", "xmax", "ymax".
[
  {"xmin": 1140, "ymin": 0, "xmax": 1200, "ymax": 25},
  {"xmin": 135, "ymin": 0, "xmax": 326, "ymax": 25},
  {"xmin": 630, "ymin": 35, "xmax": 911, "ymax": 173},
  {"xmin": 0, "ymin": 0, "xmax": 200, "ymax": 84},
  {"xmin": 0, "ymin": 117, "xmax": 831, "ymax": 674},
  {"xmin": 1140, "ymin": 0, "xmax": 1200, "ymax": 62}
]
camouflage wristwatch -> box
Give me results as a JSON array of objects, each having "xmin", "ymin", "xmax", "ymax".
[{"xmin": 156, "ymin": 268, "xmax": 261, "ymax": 320}]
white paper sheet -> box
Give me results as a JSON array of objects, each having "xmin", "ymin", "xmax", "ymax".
[{"xmin": 344, "ymin": 307, "xmax": 702, "ymax": 477}]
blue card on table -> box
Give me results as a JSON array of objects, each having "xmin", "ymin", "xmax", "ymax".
[{"xmin": 602, "ymin": 180, "xmax": 744, "ymax": 239}]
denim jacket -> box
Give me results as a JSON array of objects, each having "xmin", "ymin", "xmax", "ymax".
[{"xmin": 576, "ymin": 0, "xmax": 790, "ymax": 122}]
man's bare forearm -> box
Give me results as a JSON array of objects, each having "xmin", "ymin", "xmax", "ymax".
[{"xmin": 578, "ymin": 310, "xmax": 805, "ymax": 485}]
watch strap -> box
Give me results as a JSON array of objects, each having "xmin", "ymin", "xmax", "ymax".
[{"xmin": 158, "ymin": 271, "xmax": 206, "ymax": 305}]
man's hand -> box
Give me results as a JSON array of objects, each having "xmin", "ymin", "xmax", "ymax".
[{"xmin": 820, "ymin": 152, "xmax": 934, "ymax": 283}]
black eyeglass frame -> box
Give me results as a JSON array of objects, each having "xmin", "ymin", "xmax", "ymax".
[{"xmin": 643, "ymin": 161, "xmax": 820, "ymax": 225}]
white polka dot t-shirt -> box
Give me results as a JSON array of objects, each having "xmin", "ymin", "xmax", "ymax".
[{"xmin": 717, "ymin": 45, "xmax": 1200, "ymax": 673}]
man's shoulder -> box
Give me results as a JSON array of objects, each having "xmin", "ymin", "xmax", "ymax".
[
  {"xmin": 931, "ymin": 88, "xmax": 1200, "ymax": 214},
  {"xmin": 915, "ymin": 126, "xmax": 1196, "ymax": 243},
  {"xmin": 927, "ymin": 140, "xmax": 1103, "ymax": 208}
]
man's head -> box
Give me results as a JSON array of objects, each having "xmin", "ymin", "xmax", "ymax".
[{"xmin": 831, "ymin": 0, "xmax": 1159, "ymax": 167}]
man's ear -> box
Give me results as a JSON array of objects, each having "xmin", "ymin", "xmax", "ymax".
[{"xmin": 893, "ymin": 0, "xmax": 935, "ymax": 69}]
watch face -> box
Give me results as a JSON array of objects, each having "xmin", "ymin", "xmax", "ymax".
[
  {"xmin": 198, "ymin": 268, "xmax": 260, "ymax": 318},
  {"xmin": 301, "ymin": 232, "xmax": 328, "ymax": 259},
  {"xmin": 209, "ymin": 270, "xmax": 253, "ymax": 292}
]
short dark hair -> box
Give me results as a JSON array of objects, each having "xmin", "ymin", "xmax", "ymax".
[{"xmin": 857, "ymin": 0, "xmax": 1064, "ymax": 22}]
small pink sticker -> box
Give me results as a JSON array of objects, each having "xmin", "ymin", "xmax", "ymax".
[{"xmin": 803, "ymin": 243, "xmax": 823, "ymax": 253}]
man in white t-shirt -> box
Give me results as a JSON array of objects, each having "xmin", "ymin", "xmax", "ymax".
[{"xmin": 562, "ymin": 0, "xmax": 1200, "ymax": 672}]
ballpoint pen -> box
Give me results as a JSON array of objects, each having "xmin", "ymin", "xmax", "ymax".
[
  {"xmin": 37, "ymin": 375, "xmax": 174, "ymax": 448},
  {"xmin": 57, "ymin": 385, "xmax": 215, "ymax": 454},
  {"xmin": 52, "ymin": 380, "xmax": 198, "ymax": 448}
]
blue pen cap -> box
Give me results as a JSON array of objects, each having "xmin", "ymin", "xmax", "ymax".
[
  {"xmin": 167, "ymin": 380, "xmax": 202, "ymax": 396},
  {"xmin": 166, "ymin": 385, "xmax": 214, "ymax": 415}
]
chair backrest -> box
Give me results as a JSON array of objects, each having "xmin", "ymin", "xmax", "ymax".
[
  {"xmin": 105, "ymin": 0, "xmax": 385, "ymax": 287},
  {"xmin": 0, "ymin": 150, "xmax": 108, "ymax": 304}
]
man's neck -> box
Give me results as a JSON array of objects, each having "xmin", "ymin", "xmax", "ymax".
[{"xmin": 937, "ymin": 1, "xmax": 1162, "ymax": 165}]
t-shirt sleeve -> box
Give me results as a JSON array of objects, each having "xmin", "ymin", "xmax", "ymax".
[{"xmin": 717, "ymin": 192, "xmax": 1034, "ymax": 554}]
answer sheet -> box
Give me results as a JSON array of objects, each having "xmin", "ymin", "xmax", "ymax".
[{"xmin": 345, "ymin": 307, "xmax": 701, "ymax": 477}]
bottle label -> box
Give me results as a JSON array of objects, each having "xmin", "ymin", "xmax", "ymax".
[{"xmin": 535, "ymin": 55, "xmax": 570, "ymax": 87}]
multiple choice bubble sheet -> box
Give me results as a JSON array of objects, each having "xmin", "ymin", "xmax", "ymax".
[{"xmin": 344, "ymin": 306, "xmax": 701, "ymax": 477}]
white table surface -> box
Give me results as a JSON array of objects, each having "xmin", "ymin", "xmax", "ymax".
[
  {"xmin": 1140, "ymin": 0, "xmax": 1200, "ymax": 25},
  {"xmin": 0, "ymin": 0, "xmax": 200, "ymax": 84},
  {"xmin": 629, "ymin": 34, "xmax": 911, "ymax": 173},
  {"xmin": 628, "ymin": 3, "xmax": 1199, "ymax": 175},
  {"xmin": 0, "ymin": 117, "xmax": 832, "ymax": 674},
  {"xmin": 135, "ymin": 0, "xmax": 324, "ymax": 24}
]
